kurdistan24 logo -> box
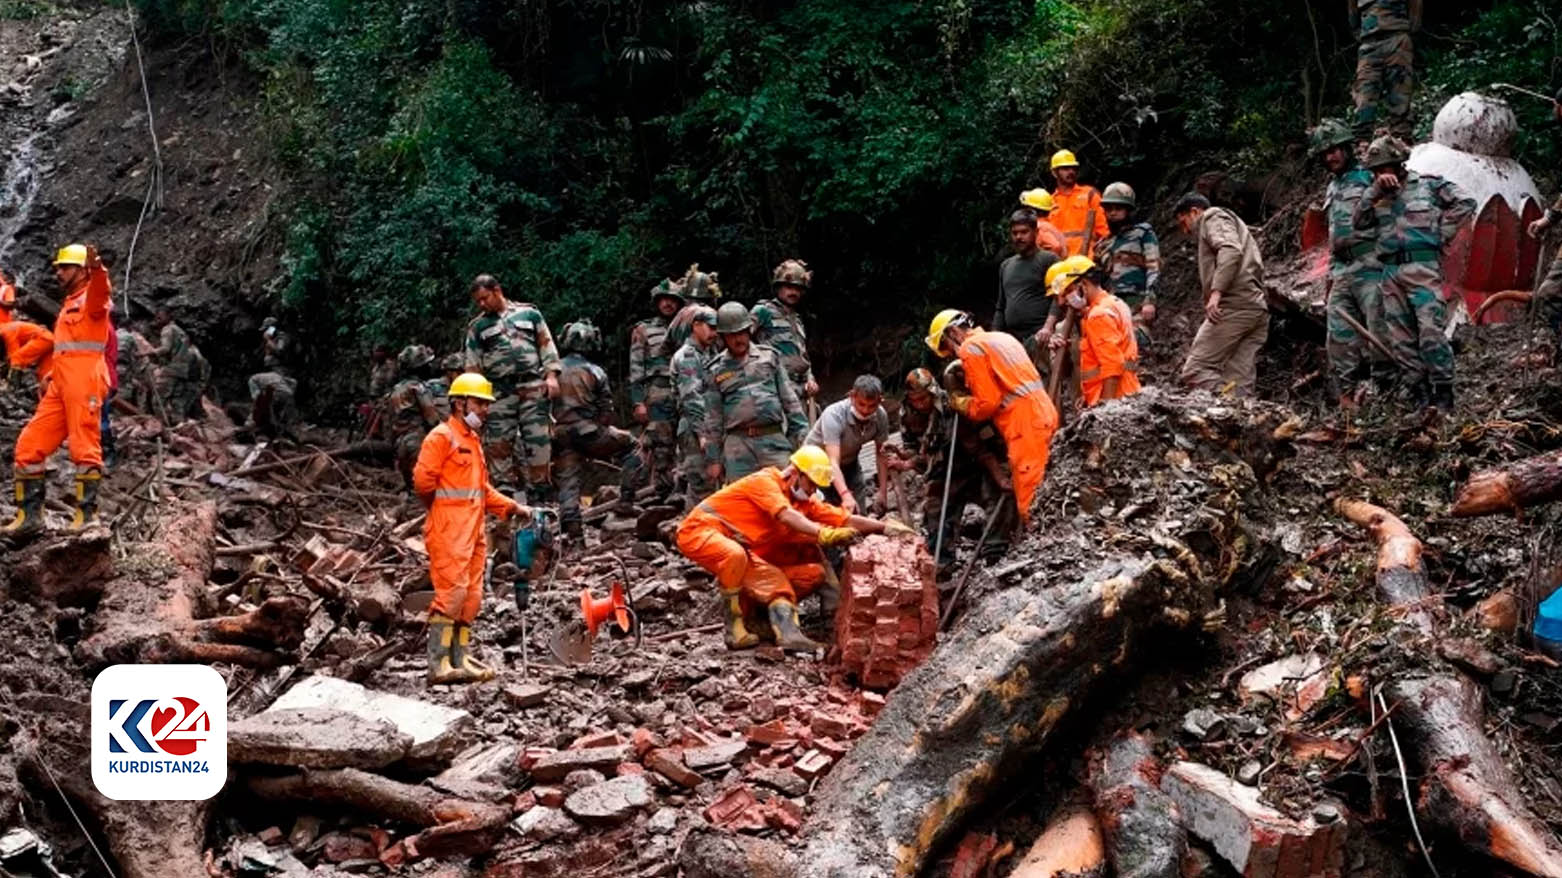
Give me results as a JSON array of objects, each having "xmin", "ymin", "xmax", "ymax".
[{"xmin": 92, "ymin": 665, "xmax": 227, "ymax": 800}]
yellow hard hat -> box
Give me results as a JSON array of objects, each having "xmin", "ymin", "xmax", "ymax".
[
  {"xmin": 1050, "ymin": 149, "xmax": 1079, "ymax": 171},
  {"xmin": 789, "ymin": 445, "xmax": 833, "ymax": 487},
  {"xmin": 448, "ymin": 372, "xmax": 496, "ymax": 401},
  {"xmin": 53, "ymin": 244, "xmax": 88, "ymax": 267},
  {"xmin": 1046, "ymin": 254, "xmax": 1097, "ymax": 297},
  {"xmin": 1019, "ymin": 188, "xmax": 1055, "ymax": 213},
  {"xmin": 925, "ymin": 308, "xmax": 969, "ymax": 357}
]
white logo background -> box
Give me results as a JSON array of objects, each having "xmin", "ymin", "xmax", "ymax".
[{"xmin": 91, "ymin": 664, "xmax": 227, "ymax": 800}]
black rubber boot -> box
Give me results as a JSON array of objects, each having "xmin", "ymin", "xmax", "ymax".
[
  {"xmin": 69, "ymin": 470, "xmax": 101, "ymax": 531},
  {"xmin": 2, "ymin": 475, "xmax": 45, "ymax": 541},
  {"xmin": 426, "ymin": 614, "xmax": 464, "ymax": 685},
  {"xmin": 768, "ymin": 600, "xmax": 824, "ymax": 653},
  {"xmin": 721, "ymin": 590, "xmax": 760, "ymax": 650}
]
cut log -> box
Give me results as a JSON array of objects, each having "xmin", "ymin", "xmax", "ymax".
[
  {"xmin": 76, "ymin": 502, "xmax": 309, "ymax": 670},
  {"xmin": 246, "ymin": 767, "xmax": 508, "ymax": 858},
  {"xmin": 1089, "ymin": 732, "xmax": 1185, "ymax": 878},
  {"xmin": 1450, "ymin": 447, "xmax": 1562, "ymax": 518},
  {"xmin": 1336, "ymin": 498, "xmax": 1562, "ymax": 876}
]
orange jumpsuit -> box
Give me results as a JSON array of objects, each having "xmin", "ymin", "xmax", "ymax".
[
  {"xmin": 956, "ymin": 329, "xmax": 1059, "ymax": 524},
  {"xmin": 14, "ymin": 263, "xmax": 111, "ymax": 475},
  {"xmin": 676, "ymin": 467, "xmax": 849, "ymax": 609},
  {"xmin": 1035, "ymin": 219, "xmax": 1067, "ymax": 259},
  {"xmin": 412, "ymin": 415, "xmax": 520, "ymax": 623},
  {"xmin": 0, "ymin": 275, "xmax": 16, "ymax": 324},
  {"xmin": 0, "ymin": 321, "xmax": 53, "ymax": 380},
  {"xmin": 1078, "ymin": 292, "xmax": 1141, "ymax": 407},
  {"xmin": 1050, "ymin": 184, "xmax": 1110, "ymax": 257}
]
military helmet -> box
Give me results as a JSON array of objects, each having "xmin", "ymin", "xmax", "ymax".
[
  {"xmin": 904, "ymin": 367, "xmax": 936, "ymax": 393},
  {"xmin": 1308, "ymin": 120, "xmax": 1354, "ymax": 158},
  {"xmin": 397, "ymin": 344, "xmax": 436, "ymax": 372},
  {"xmin": 260, "ymin": 317, "xmax": 278, "ymax": 331},
  {"xmin": 650, "ymin": 278, "xmax": 686, "ymax": 305},
  {"xmin": 440, "ymin": 352, "xmax": 463, "ymax": 371},
  {"xmin": 1363, "ymin": 134, "xmax": 1411, "ymax": 169},
  {"xmin": 690, "ymin": 304, "xmax": 718, "ymax": 326},
  {"xmin": 559, "ymin": 319, "xmax": 603, "ymax": 354},
  {"xmin": 1100, "ymin": 182, "xmax": 1137, "ymax": 209},
  {"xmin": 715, "ymin": 302, "xmax": 753, "ymax": 334},
  {"xmin": 770, "ymin": 259, "xmax": 812, "ymax": 291},
  {"xmin": 682, "ymin": 264, "xmax": 722, "ymax": 302}
]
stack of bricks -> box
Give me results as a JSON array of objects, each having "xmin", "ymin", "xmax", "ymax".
[{"xmin": 831, "ymin": 534, "xmax": 939, "ymax": 690}]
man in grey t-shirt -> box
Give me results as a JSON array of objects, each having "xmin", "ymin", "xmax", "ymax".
[{"xmin": 803, "ymin": 375, "xmax": 891, "ymax": 513}]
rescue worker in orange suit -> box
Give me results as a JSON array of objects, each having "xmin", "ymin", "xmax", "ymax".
[
  {"xmin": 1047, "ymin": 255, "xmax": 1142, "ymax": 407},
  {"xmin": 0, "ymin": 320, "xmax": 54, "ymax": 392},
  {"xmin": 1019, "ymin": 189, "xmax": 1068, "ymax": 259},
  {"xmin": 676, "ymin": 445, "xmax": 914, "ymax": 652},
  {"xmin": 926, "ymin": 310, "xmax": 1059, "ymax": 526},
  {"xmin": 0, "ymin": 269, "xmax": 17, "ymax": 323},
  {"xmin": 5, "ymin": 244, "xmax": 112, "ymax": 538},
  {"xmin": 1047, "ymin": 149, "xmax": 1110, "ymax": 258},
  {"xmin": 412, "ymin": 372, "xmax": 534, "ymax": 685}
]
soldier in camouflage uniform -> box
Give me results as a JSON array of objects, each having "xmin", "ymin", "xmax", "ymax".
[
  {"xmin": 552, "ymin": 320, "xmax": 636, "ymax": 538},
  {"xmin": 1351, "ymin": 0, "xmax": 1419, "ymax": 141},
  {"xmin": 463, "ymin": 274, "xmax": 562, "ymax": 501},
  {"xmin": 150, "ymin": 309, "xmax": 208, "ymax": 423},
  {"xmin": 385, "ymin": 345, "xmax": 443, "ymax": 488},
  {"xmin": 429, "ymin": 353, "xmax": 460, "ymax": 418},
  {"xmin": 701, "ymin": 302, "xmax": 808, "ymax": 485},
  {"xmin": 115, "ymin": 326, "xmax": 154, "ymax": 412},
  {"xmin": 248, "ymin": 317, "xmax": 298, "ymax": 437},
  {"xmin": 1094, "ymin": 183, "xmax": 1160, "ymax": 349},
  {"xmin": 752, "ymin": 259, "xmax": 818, "ymax": 400},
  {"xmin": 622, "ymin": 279, "xmax": 685, "ymax": 502},
  {"xmin": 662, "ymin": 265, "xmax": 722, "ymax": 356},
  {"xmin": 1311, "ymin": 120, "xmax": 1385, "ymax": 407},
  {"xmin": 1528, "ymin": 89, "xmax": 1562, "ymax": 355},
  {"xmin": 368, "ymin": 346, "xmax": 398, "ymax": 396},
  {"xmin": 669, "ymin": 304, "xmax": 719, "ymax": 505},
  {"xmin": 1353, "ymin": 135, "xmax": 1474, "ymax": 411}
]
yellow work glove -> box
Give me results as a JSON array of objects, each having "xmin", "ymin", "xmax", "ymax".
[
  {"xmin": 817, "ymin": 526, "xmax": 860, "ymax": 548},
  {"xmin": 948, "ymin": 393, "xmax": 972, "ymax": 415},
  {"xmin": 882, "ymin": 519, "xmax": 915, "ymax": 538}
]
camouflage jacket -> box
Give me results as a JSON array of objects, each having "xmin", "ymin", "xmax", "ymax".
[
  {"xmin": 701, "ymin": 344, "xmax": 808, "ymax": 463},
  {"xmin": 1354, "ymin": 0, "xmax": 1413, "ymax": 38},
  {"xmin": 369, "ymin": 359, "xmax": 399, "ymax": 397},
  {"xmin": 426, "ymin": 376, "xmax": 451, "ymax": 419},
  {"xmin": 902, "ymin": 390, "xmax": 1002, "ymax": 479},
  {"xmin": 154, "ymin": 322, "xmax": 202, "ymax": 379},
  {"xmin": 262, "ymin": 328, "xmax": 291, "ymax": 371},
  {"xmin": 1353, "ymin": 171, "xmax": 1474, "ymax": 263},
  {"xmin": 463, "ymin": 301, "xmax": 562, "ymax": 395},
  {"xmin": 1325, "ymin": 164, "xmax": 1378, "ymax": 273},
  {"xmin": 554, "ymin": 353, "xmax": 614, "ymax": 427},
  {"xmin": 628, "ymin": 315, "xmax": 673, "ymax": 406},
  {"xmin": 1093, "ymin": 222, "xmax": 1161, "ymax": 306},
  {"xmin": 116, "ymin": 329, "xmax": 148, "ymax": 382},
  {"xmin": 386, "ymin": 377, "xmax": 441, "ymax": 438},
  {"xmin": 671, "ymin": 339, "xmax": 715, "ymax": 439},
  {"xmin": 751, "ymin": 298, "xmax": 814, "ymax": 389}
]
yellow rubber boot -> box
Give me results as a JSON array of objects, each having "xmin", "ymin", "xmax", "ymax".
[
  {"xmin": 68, "ymin": 470, "xmax": 101, "ymax": 531},
  {"xmin": 426, "ymin": 614, "xmax": 464, "ymax": 685},
  {"xmin": 767, "ymin": 599, "xmax": 824, "ymax": 653},
  {"xmin": 454, "ymin": 624, "xmax": 496, "ymax": 682},
  {"xmin": 2, "ymin": 475, "xmax": 45, "ymax": 539},
  {"xmin": 722, "ymin": 590, "xmax": 760, "ymax": 650}
]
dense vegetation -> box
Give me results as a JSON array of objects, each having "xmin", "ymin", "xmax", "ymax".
[{"xmin": 134, "ymin": 0, "xmax": 1557, "ymax": 380}]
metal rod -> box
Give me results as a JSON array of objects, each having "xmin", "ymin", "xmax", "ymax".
[
  {"xmin": 939, "ymin": 496, "xmax": 1009, "ymax": 630},
  {"xmin": 1490, "ymin": 82, "xmax": 1556, "ymax": 103},
  {"xmin": 931, "ymin": 414, "xmax": 960, "ymax": 569}
]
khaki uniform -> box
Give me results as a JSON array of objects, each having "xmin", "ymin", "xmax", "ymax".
[
  {"xmin": 463, "ymin": 301, "xmax": 562, "ymax": 498},
  {"xmin": 1181, "ymin": 207, "xmax": 1271, "ymax": 396},
  {"xmin": 1534, "ymin": 194, "xmax": 1562, "ymax": 335},
  {"xmin": 153, "ymin": 321, "xmax": 207, "ymax": 422},
  {"xmin": 386, "ymin": 377, "xmax": 442, "ymax": 486}
]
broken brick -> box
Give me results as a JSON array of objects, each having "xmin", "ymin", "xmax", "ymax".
[
  {"xmin": 746, "ymin": 719, "xmax": 793, "ymax": 746},
  {"xmin": 518, "ymin": 747, "xmax": 554, "ymax": 771},
  {"xmin": 810, "ymin": 711, "xmax": 853, "ymax": 740},
  {"xmin": 257, "ymin": 826, "xmax": 285, "ymax": 846},
  {"xmin": 533, "ymin": 786, "xmax": 565, "ymax": 807},
  {"xmin": 949, "ymin": 832, "xmax": 1001, "ymax": 878},
  {"xmin": 512, "ymin": 791, "xmax": 536, "ymax": 813},
  {"xmin": 320, "ymin": 832, "xmax": 378, "ymax": 863},
  {"xmin": 528, "ymin": 745, "xmax": 635, "ymax": 782},
  {"xmin": 569, "ymin": 730, "xmax": 622, "ymax": 750},
  {"xmin": 813, "ymin": 737, "xmax": 848, "ymax": 760},
  {"xmin": 793, "ymin": 749, "xmax": 833, "ymax": 780},
  {"xmin": 631, "ymin": 727, "xmax": 662, "ymax": 758},
  {"xmin": 1161, "ymin": 761, "xmax": 1346, "ymax": 878},
  {"xmin": 616, "ymin": 762, "xmax": 646, "ymax": 777},
  {"xmin": 704, "ymin": 785, "xmax": 768, "ymax": 832},
  {"xmin": 645, "ymin": 748, "xmax": 703, "ymax": 789},
  {"xmin": 764, "ymin": 796, "xmax": 805, "ymax": 834}
]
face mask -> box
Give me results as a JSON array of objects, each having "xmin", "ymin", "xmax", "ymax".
[
  {"xmin": 1066, "ymin": 290, "xmax": 1086, "ymax": 309},
  {"xmin": 463, "ymin": 411, "xmax": 483, "ymax": 430},
  {"xmin": 789, "ymin": 479, "xmax": 813, "ymax": 502}
]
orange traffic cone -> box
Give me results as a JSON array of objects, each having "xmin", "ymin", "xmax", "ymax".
[{"xmin": 581, "ymin": 582, "xmax": 634, "ymax": 638}]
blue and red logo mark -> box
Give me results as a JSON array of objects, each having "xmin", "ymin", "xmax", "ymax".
[{"xmin": 106, "ymin": 697, "xmax": 210, "ymax": 756}]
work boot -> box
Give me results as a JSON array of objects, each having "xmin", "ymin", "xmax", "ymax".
[
  {"xmin": 426, "ymin": 614, "xmax": 465, "ymax": 685},
  {"xmin": 69, "ymin": 470, "xmax": 102, "ymax": 531},
  {"xmin": 1431, "ymin": 381, "xmax": 1455, "ymax": 414},
  {"xmin": 454, "ymin": 624, "xmax": 497, "ymax": 682},
  {"xmin": 767, "ymin": 600, "xmax": 824, "ymax": 653},
  {"xmin": 721, "ymin": 590, "xmax": 760, "ymax": 650},
  {"xmin": 816, "ymin": 581, "xmax": 841, "ymax": 620},
  {"xmin": 2, "ymin": 475, "xmax": 46, "ymax": 540}
]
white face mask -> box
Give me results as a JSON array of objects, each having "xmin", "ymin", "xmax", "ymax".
[
  {"xmin": 789, "ymin": 478, "xmax": 814, "ymax": 502},
  {"xmin": 1066, "ymin": 290, "xmax": 1086, "ymax": 310},
  {"xmin": 463, "ymin": 410, "xmax": 483, "ymax": 430}
]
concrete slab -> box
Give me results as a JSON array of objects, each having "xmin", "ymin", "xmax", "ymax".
[
  {"xmin": 230, "ymin": 707, "xmax": 411, "ymax": 770},
  {"xmin": 268, "ymin": 675, "xmax": 473, "ymax": 766}
]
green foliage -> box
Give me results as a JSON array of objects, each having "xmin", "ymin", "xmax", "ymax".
[{"xmin": 0, "ymin": 0, "xmax": 52, "ymax": 20}]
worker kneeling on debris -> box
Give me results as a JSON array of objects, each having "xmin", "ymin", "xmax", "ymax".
[
  {"xmin": 676, "ymin": 445, "xmax": 913, "ymax": 652},
  {"xmin": 413, "ymin": 372, "xmax": 533, "ymax": 685}
]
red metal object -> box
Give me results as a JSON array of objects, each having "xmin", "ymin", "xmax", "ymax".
[
  {"xmin": 1300, "ymin": 206, "xmax": 1329, "ymax": 253},
  {"xmin": 580, "ymin": 582, "xmax": 633, "ymax": 637},
  {"xmin": 1463, "ymin": 197, "xmax": 1502, "ymax": 295},
  {"xmin": 1518, "ymin": 197, "xmax": 1545, "ymax": 290}
]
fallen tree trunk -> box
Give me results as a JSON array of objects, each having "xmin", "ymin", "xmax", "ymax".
[
  {"xmin": 246, "ymin": 767, "xmax": 509, "ymax": 858},
  {"xmin": 1089, "ymin": 732, "xmax": 1185, "ymax": 878},
  {"xmin": 77, "ymin": 502, "xmax": 309, "ymax": 670},
  {"xmin": 1450, "ymin": 446, "xmax": 1562, "ymax": 518},
  {"xmin": 229, "ymin": 440, "xmax": 392, "ymax": 479},
  {"xmin": 1336, "ymin": 498, "xmax": 1562, "ymax": 877}
]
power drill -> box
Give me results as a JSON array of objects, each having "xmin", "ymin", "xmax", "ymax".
[{"xmin": 511, "ymin": 508, "xmax": 557, "ymax": 610}]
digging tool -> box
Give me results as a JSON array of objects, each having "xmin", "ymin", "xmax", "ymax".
[
  {"xmin": 1335, "ymin": 310, "xmax": 1418, "ymax": 373},
  {"xmin": 511, "ymin": 508, "xmax": 558, "ymax": 674},
  {"xmin": 1489, "ymin": 82, "xmax": 1556, "ymax": 104},
  {"xmin": 930, "ymin": 415, "xmax": 960, "ymax": 571},
  {"xmin": 1045, "ymin": 311, "xmax": 1077, "ymax": 405},
  {"xmin": 939, "ymin": 495, "xmax": 1011, "ymax": 630}
]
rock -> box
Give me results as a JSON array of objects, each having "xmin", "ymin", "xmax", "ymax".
[
  {"xmin": 648, "ymin": 808, "xmax": 679, "ymax": 835},
  {"xmin": 503, "ymin": 683, "xmax": 550, "ymax": 709},
  {"xmin": 684, "ymin": 738, "xmax": 748, "ymax": 771},
  {"xmin": 1237, "ymin": 653, "xmax": 1331, "ymax": 719},
  {"xmin": 563, "ymin": 769, "xmax": 607, "ymax": 792},
  {"xmin": 528, "ymin": 744, "xmax": 636, "ymax": 782},
  {"xmin": 229, "ymin": 708, "xmax": 412, "ymax": 770},
  {"xmin": 678, "ymin": 826, "xmax": 797, "ymax": 878},
  {"xmin": 750, "ymin": 767, "xmax": 809, "ymax": 797},
  {"xmin": 1473, "ymin": 589, "xmax": 1520, "ymax": 633},
  {"xmin": 636, "ymin": 505, "xmax": 683, "ymax": 541},
  {"xmin": 1236, "ymin": 759, "xmax": 1262, "ymax": 786},
  {"xmin": 1181, "ymin": 708, "xmax": 1226, "ymax": 741},
  {"xmin": 1490, "ymin": 669, "xmax": 1518, "ymax": 697},
  {"xmin": 1161, "ymin": 762, "xmax": 1347, "ymax": 878},
  {"xmin": 793, "ymin": 749, "xmax": 833, "ymax": 780},
  {"xmin": 287, "ymin": 815, "xmax": 323, "ymax": 851},
  {"xmin": 256, "ymin": 826, "xmax": 285, "ymax": 846},
  {"xmin": 1009, "ymin": 806, "xmax": 1106, "ymax": 878},
  {"xmin": 513, "ymin": 806, "xmax": 581, "ymax": 842},
  {"xmin": 563, "ymin": 775, "xmax": 654, "ymax": 825},
  {"xmin": 269, "ymin": 676, "xmax": 473, "ymax": 767},
  {"xmin": 433, "ymin": 742, "xmax": 519, "ymax": 790},
  {"xmin": 319, "ymin": 832, "xmax": 377, "ymax": 863}
]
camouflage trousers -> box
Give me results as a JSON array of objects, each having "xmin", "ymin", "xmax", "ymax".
[
  {"xmin": 622, "ymin": 397, "xmax": 677, "ymax": 500},
  {"xmin": 248, "ymin": 371, "xmax": 297, "ymax": 435},
  {"xmin": 1380, "ymin": 261, "xmax": 1453, "ymax": 387},
  {"xmin": 554, "ymin": 422, "xmax": 635, "ymax": 532},
  {"xmin": 485, "ymin": 387, "xmax": 553, "ymax": 500},
  {"xmin": 392, "ymin": 429, "xmax": 425, "ymax": 488},
  {"xmin": 720, "ymin": 427, "xmax": 795, "ymax": 484},
  {"xmin": 1325, "ymin": 261, "xmax": 1386, "ymax": 387},
  {"xmin": 155, "ymin": 367, "xmax": 203, "ymax": 423},
  {"xmin": 1535, "ymin": 245, "xmax": 1562, "ymax": 334},
  {"xmin": 676, "ymin": 430, "xmax": 713, "ymax": 506},
  {"xmin": 1353, "ymin": 31, "xmax": 1414, "ymax": 140}
]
